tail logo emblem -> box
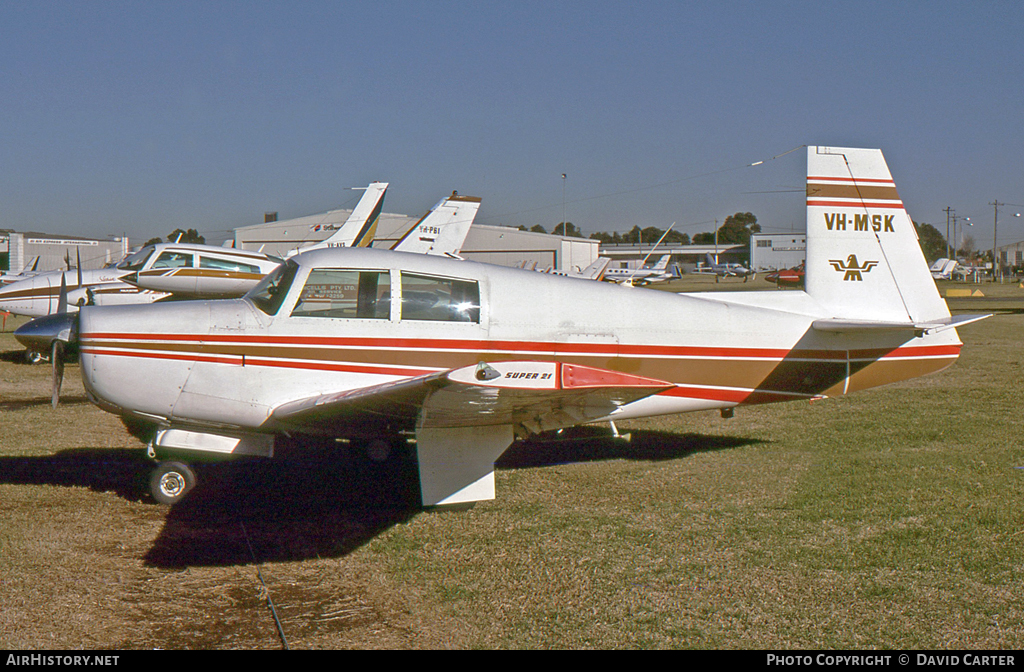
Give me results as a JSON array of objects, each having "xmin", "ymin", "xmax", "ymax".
[{"xmin": 829, "ymin": 254, "xmax": 878, "ymax": 281}]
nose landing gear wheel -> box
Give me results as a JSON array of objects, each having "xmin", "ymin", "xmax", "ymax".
[{"xmin": 149, "ymin": 461, "xmax": 196, "ymax": 505}]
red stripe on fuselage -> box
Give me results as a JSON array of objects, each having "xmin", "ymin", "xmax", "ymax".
[{"xmin": 80, "ymin": 332, "xmax": 961, "ymax": 362}]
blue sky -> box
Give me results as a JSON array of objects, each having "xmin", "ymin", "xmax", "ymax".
[{"xmin": 3, "ymin": 1, "xmax": 1023, "ymax": 249}]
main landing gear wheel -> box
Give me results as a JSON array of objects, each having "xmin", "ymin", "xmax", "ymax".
[{"xmin": 149, "ymin": 461, "xmax": 196, "ymax": 505}]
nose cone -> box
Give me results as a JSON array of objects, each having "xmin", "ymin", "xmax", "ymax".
[{"xmin": 14, "ymin": 312, "xmax": 78, "ymax": 352}]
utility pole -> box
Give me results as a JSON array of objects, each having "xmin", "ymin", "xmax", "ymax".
[
  {"xmin": 561, "ymin": 173, "xmax": 567, "ymax": 237},
  {"xmin": 992, "ymin": 200, "xmax": 1004, "ymax": 283},
  {"xmin": 713, "ymin": 219, "xmax": 719, "ymax": 264},
  {"xmin": 943, "ymin": 207, "xmax": 954, "ymax": 259}
]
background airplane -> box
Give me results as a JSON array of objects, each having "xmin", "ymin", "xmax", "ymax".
[
  {"xmin": 602, "ymin": 254, "xmax": 677, "ymax": 285},
  {"xmin": 388, "ymin": 192, "xmax": 482, "ymax": 257},
  {"xmin": 765, "ymin": 263, "xmax": 805, "ymax": 288},
  {"xmin": 929, "ymin": 258, "xmax": 958, "ymax": 280},
  {"xmin": 0, "ymin": 242, "xmax": 282, "ymax": 319},
  {"xmin": 285, "ymin": 182, "xmax": 389, "ymax": 255},
  {"xmin": 17, "ymin": 146, "xmax": 987, "ymax": 511},
  {"xmin": 704, "ymin": 254, "xmax": 756, "ymax": 282},
  {"xmin": 0, "ymin": 256, "xmax": 41, "ymax": 286}
]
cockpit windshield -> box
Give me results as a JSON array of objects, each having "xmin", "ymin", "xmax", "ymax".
[
  {"xmin": 116, "ymin": 246, "xmax": 156, "ymax": 272},
  {"xmin": 245, "ymin": 260, "xmax": 297, "ymax": 315}
]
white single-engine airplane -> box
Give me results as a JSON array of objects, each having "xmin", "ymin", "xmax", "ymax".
[
  {"xmin": 128, "ymin": 188, "xmax": 480, "ymax": 296},
  {"xmin": 0, "ymin": 183, "xmax": 390, "ymax": 318},
  {"xmin": 0, "ymin": 241, "xmax": 282, "ymax": 318},
  {"xmin": 17, "ymin": 147, "xmax": 987, "ymax": 510}
]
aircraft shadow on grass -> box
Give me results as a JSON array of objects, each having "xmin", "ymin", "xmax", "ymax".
[
  {"xmin": 0, "ymin": 394, "xmax": 91, "ymax": 412},
  {"xmin": 0, "ymin": 428, "xmax": 763, "ymax": 569}
]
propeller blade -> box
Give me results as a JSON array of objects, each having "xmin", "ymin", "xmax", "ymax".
[
  {"xmin": 51, "ymin": 340, "xmax": 65, "ymax": 408},
  {"xmin": 76, "ymin": 248, "xmax": 83, "ymax": 288}
]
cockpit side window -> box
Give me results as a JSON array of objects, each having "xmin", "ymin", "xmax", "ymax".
[
  {"xmin": 116, "ymin": 247, "xmax": 156, "ymax": 271},
  {"xmin": 400, "ymin": 272, "xmax": 480, "ymax": 323},
  {"xmin": 291, "ymin": 269, "xmax": 391, "ymax": 319},
  {"xmin": 152, "ymin": 251, "xmax": 194, "ymax": 269},
  {"xmin": 246, "ymin": 260, "xmax": 298, "ymax": 315}
]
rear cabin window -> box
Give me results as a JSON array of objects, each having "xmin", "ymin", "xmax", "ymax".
[
  {"xmin": 199, "ymin": 256, "xmax": 262, "ymax": 274},
  {"xmin": 292, "ymin": 270, "xmax": 391, "ymax": 319},
  {"xmin": 400, "ymin": 272, "xmax": 480, "ymax": 323}
]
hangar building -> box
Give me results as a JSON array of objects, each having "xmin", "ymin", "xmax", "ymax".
[
  {"xmin": 0, "ymin": 231, "xmax": 130, "ymax": 274},
  {"xmin": 231, "ymin": 208, "xmax": 599, "ymax": 273},
  {"xmin": 749, "ymin": 233, "xmax": 806, "ymax": 271},
  {"xmin": 995, "ymin": 241, "xmax": 1024, "ymax": 274}
]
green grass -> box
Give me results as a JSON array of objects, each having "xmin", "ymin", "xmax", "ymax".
[{"xmin": 0, "ymin": 309, "xmax": 1022, "ymax": 648}]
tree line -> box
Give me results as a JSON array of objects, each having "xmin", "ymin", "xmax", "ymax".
[
  {"xmin": 529, "ymin": 212, "xmax": 763, "ymax": 248},
  {"xmin": 532, "ymin": 215, "xmax": 959, "ymax": 264}
]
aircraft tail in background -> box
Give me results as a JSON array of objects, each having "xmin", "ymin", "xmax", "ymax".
[
  {"xmin": 391, "ymin": 192, "xmax": 482, "ymax": 257},
  {"xmin": 292, "ymin": 182, "xmax": 388, "ymax": 255}
]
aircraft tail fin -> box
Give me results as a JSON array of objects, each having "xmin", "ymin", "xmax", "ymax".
[
  {"xmin": 804, "ymin": 146, "xmax": 950, "ymax": 324},
  {"xmin": 652, "ymin": 255, "xmax": 670, "ymax": 270},
  {"xmin": 580, "ymin": 257, "xmax": 611, "ymax": 280},
  {"xmin": 301, "ymin": 182, "xmax": 388, "ymax": 253},
  {"xmin": 391, "ymin": 192, "xmax": 481, "ymax": 256}
]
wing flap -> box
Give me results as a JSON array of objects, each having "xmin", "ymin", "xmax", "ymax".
[{"xmin": 264, "ymin": 361, "xmax": 673, "ymax": 436}]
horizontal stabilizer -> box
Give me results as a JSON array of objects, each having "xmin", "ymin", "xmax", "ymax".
[{"xmin": 812, "ymin": 314, "xmax": 990, "ymax": 335}]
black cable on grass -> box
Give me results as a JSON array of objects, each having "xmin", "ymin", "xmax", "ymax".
[{"xmin": 241, "ymin": 520, "xmax": 290, "ymax": 650}]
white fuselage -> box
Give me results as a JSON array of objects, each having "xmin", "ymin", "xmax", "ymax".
[
  {"xmin": 0, "ymin": 243, "xmax": 281, "ymax": 317},
  {"xmin": 78, "ymin": 247, "xmax": 962, "ymax": 437}
]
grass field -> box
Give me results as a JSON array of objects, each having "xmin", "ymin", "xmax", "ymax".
[{"xmin": 0, "ymin": 282, "xmax": 1022, "ymax": 649}]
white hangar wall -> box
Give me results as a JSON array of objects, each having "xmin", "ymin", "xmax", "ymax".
[{"xmin": 232, "ymin": 209, "xmax": 598, "ymax": 272}]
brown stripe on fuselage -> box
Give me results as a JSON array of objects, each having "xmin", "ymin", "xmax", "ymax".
[
  {"xmin": 79, "ymin": 335, "xmax": 958, "ymax": 404},
  {"xmin": 806, "ymin": 183, "xmax": 901, "ymax": 202},
  {"xmin": 843, "ymin": 356, "xmax": 956, "ymax": 394}
]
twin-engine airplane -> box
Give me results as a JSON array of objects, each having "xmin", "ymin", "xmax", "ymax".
[
  {"xmin": 704, "ymin": 254, "xmax": 757, "ymax": 282},
  {"xmin": 602, "ymin": 254, "xmax": 677, "ymax": 285},
  {"xmin": 18, "ymin": 147, "xmax": 987, "ymax": 509}
]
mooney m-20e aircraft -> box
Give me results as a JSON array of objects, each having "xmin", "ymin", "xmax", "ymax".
[{"xmin": 17, "ymin": 146, "xmax": 987, "ymax": 509}]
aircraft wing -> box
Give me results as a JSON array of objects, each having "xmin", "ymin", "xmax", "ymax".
[{"xmin": 264, "ymin": 360, "xmax": 673, "ymax": 436}]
